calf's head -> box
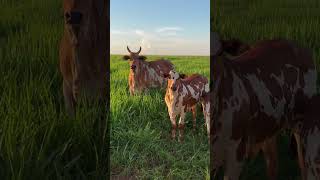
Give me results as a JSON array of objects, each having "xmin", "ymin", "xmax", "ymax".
[
  {"xmin": 163, "ymin": 70, "xmax": 185, "ymax": 92},
  {"xmin": 123, "ymin": 46, "xmax": 147, "ymax": 73},
  {"xmin": 63, "ymin": 0, "xmax": 92, "ymax": 46}
]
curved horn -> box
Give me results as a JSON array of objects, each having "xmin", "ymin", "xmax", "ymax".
[
  {"xmin": 127, "ymin": 46, "xmax": 132, "ymax": 53},
  {"xmin": 137, "ymin": 46, "xmax": 142, "ymax": 54}
]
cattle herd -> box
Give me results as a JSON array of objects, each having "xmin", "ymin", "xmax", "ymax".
[
  {"xmin": 123, "ymin": 46, "xmax": 211, "ymax": 142},
  {"xmin": 122, "ymin": 32, "xmax": 320, "ymax": 179}
]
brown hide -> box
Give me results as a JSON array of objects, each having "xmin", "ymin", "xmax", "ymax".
[{"xmin": 59, "ymin": 0, "xmax": 109, "ymax": 117}]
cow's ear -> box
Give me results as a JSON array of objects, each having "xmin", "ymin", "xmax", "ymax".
[
  {"xmin": 123, "ymin": 55, "xmax": 130, "ymax": 60},
  {"xmin": 139, "ymin": 56, "xmax": 147, "ymax": 61},
  {"xmin": 162, "ymin": 73, "xmax": 170, "ymax": 79},
  {"xmin": 179, "ymin": 73, "xmax": 187, "ymax": 79}
]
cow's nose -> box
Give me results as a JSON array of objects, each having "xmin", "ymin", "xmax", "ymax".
[
  {"xmin": 65, "ymin": 11, "xmax": 83, "ymax": 25},
  {"xmin": 131, "ymin": 65, "xmax": 136, "ymax": 70},
  {"xmin": 171, "ymin": 86, "xmax": 177, "ymax": 91}
]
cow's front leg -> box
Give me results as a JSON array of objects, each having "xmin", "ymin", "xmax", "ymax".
[
  {"xmin": 178, "ymin": 111, "xmax": 186, "ymax": 142},
  {"xmin": 224, "ymin": 141, "xmax": 243, "ymax": 180},
  {"xmin": 63, "ymin": 80, "xmax": 76, "ymax": 117}
]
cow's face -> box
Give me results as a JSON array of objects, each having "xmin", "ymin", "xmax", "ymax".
[
  {"xmin": 211, "ymin": 32, "xmax": 223, "ymax": 57},
  {"xmin": 123, "ymin": 46, "xmax": 147, "ymax": 73},
  {"xmin": 63, "ymin": 0, "xmax": 91, "ymax": 46}
]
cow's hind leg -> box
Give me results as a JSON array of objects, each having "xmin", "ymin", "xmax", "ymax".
[
  {"xmin": 63, "ymin": 81, "xmax": 76, "ymax": 117},
  {"xmin": 294, "ymin": 132, "xmax": 307, "ymax": 180},
  {"xmin": 262, "ymin": 136, "xmax": 278, "ymax": 180},
  {"xmin": 178, "ymin": 112, "xmax": 186, "ymax": 142}
]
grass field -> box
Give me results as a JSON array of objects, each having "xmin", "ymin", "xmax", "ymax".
[
  {"xmin": 110, "ymin": 55, "xmax": 210, "ymax": 179},
  {"xmin": 0, "ymin": 0, "xmax": 108, "ymax": 179},
  {"xmin": 212, "ymin": 0, "xmax": 320, "ymax": 179}
]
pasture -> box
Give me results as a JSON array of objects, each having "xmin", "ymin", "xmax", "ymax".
[
  {"xmin": 212, "ymin": 0, "xmax": 320, "ymax": 179},
  {"xmin": 0, "ymin": 0, "xmax": 108, "ymax": 179},
  {"xmin": 110, "ymin": 55, "xmax": 210, "ymax": 179}
]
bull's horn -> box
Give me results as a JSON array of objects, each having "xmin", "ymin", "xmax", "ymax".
[
  {"xmin": 137, "ymin": 46, "xmax": 142, "ymax": 54},
  {"xmin": 127, "ymin": 46, "xmax": 132, "ymax": 53}
]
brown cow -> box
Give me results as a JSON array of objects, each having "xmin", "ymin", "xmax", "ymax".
[
  {"xmin": 211, "ymin": 32, "xmax": 317, "ymax": 179},
  {"xmin": 59, "ymin": 0, "xmax": 108, "ymax": 117},
  {"xmin": 163, "ymin": 70, "xmax": 209, "ymax": 142},
  {"xmin": 301, "ymin": 95, "xmax": 320, "ymax": 180},
  {"xmin": 123, "ymin": 46, "xmax": 174, "ymax": 95}
]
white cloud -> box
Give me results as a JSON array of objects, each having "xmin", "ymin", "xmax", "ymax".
[
  {"xmin": 135, "ymin": 29, "xmax": 145, "ymax": 36},
  {"xmin": 110, "ymin": 27, "xmax": 209, "ymax": 55}
]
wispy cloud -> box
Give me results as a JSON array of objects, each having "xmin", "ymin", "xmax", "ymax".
[
  {"xmin": 135, "ymin": 29, "xmax": 145, "ymax": 36},
  {"xmin": 110, "ymin": 27, "xmax": 209, "ymax": 55},
  {"xmin": 155, "ymin": 27, "xmax": 184, "ymax": 33}
]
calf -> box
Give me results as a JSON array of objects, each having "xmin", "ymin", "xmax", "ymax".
[
  {"xmin": 211, "ymin": 32, "xmax": 317, "ymax": 179},
  {"xmin": 123, "ymin": 46, "xmax": 174, "ymax": 95},
  {"xmin": 301, "ymin": 95, "xmax": 320, "ymax": 180},
  {"xmin": 164, "ymin": 70, "xmax": 209, "ymax": 142}
]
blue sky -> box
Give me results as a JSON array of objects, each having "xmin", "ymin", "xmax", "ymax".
[{"xmin": 111, "ymin": 0, "xmax": 210, "ymax": 55}]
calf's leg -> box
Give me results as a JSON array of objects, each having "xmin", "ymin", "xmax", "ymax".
[
  {"xmin": 169, "ymin": 113, "xmax": 177, "ymax": 140},
  {"xmin": 178, "ymin": 112, "xmax": 186, "ymax": 142},
  {"xmin": 191, "ymin": 106, "xmax": 197, "ymax": 132}
]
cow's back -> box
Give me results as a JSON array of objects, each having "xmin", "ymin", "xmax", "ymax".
[
  {"xmin": 149, "ymin": 59, "xmax": 174, "ymax": 75},
  {"xmin": 219, "ymin": 39, "xmax": 317, "ymax": 142}
]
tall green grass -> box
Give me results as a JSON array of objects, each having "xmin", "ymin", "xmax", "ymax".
[
  {"xmin": 0, "ymin": 0, "xmax": 108, "ymax": 179},
  {"xmin": 211, "ymin": 0, "xmax": 320, "ymax": 179},
  {"xmin": 110, "ymin": 55, "xmax": 210, "ymax": 179}
]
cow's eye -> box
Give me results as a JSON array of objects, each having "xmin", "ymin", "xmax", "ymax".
[{"xmin": 65, "ymin": 12, "xmax": 70, "ymax": 19}]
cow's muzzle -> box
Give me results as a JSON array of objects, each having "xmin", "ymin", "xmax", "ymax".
[
  {"xmin": 171, "ymin": 86, "xmax": 177, "ymax": 91},
  {"xmin": 130, "ymin": 65, "xmax": 136, "ymax": 70}
]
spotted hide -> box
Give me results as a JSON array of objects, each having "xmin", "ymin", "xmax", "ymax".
[
  {"xmin": 164, "ymin": 70, "xmax": 209, "ymax": 142},
  {"xmin": 123, "ymin": 46, "xmax": 174, "ymax": 95},
  {"xmin": 211, "ymin": 32, "xmax": 317, "ymax": 180},
  {"xmin": 59, "ymin": 0, "xmax": 108, "ymax": 117},
  {"xmin": 301, "ymin": 95, "xmax": 320, "ymax": 180}
]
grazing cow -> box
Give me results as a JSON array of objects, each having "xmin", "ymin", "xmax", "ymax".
[
  {"xmin": 163, "ymin": 70, "xmax": 209, "ymax": 142},
  {"xmin": 123, "ymin": 46, "xmax": 174, "ymax": 95},
  {"xmin": 210, "ymin": 32, "xmax": 317, "ymax": 179},
  {"xmin": 59, "ymin": 0, "xmax": 109, "ymax": 117},
  {"xmin": 301, "ymin": 95, "xmax": 320, "ymax": 180}
]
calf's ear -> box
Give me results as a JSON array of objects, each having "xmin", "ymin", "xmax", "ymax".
[
  {"xmin": 179, "ymin": 73, "xmax": 187, "ymax": 79},
  {"xmin": 139, "ymin": 56, "xmax": 147, "ymax": 61},
  {"xmin": 123, "ymin": 55, "xmax": 130, "ymax": 60}
]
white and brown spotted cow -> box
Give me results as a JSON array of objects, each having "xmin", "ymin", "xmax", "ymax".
[
  {"xmin": 211, "ymin": 32, "xmax": 317, "ymax": 180},
  {"xmin": 301, "ymin": 95, "xmax": 320, "ymax": 180},
  {"xmin": 163, "ymin": 70, "xmax": 209, "ymax": 142},
  {"xmin": 123, "ymin": 46, "xmax": 174, "ymax": 95}
]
